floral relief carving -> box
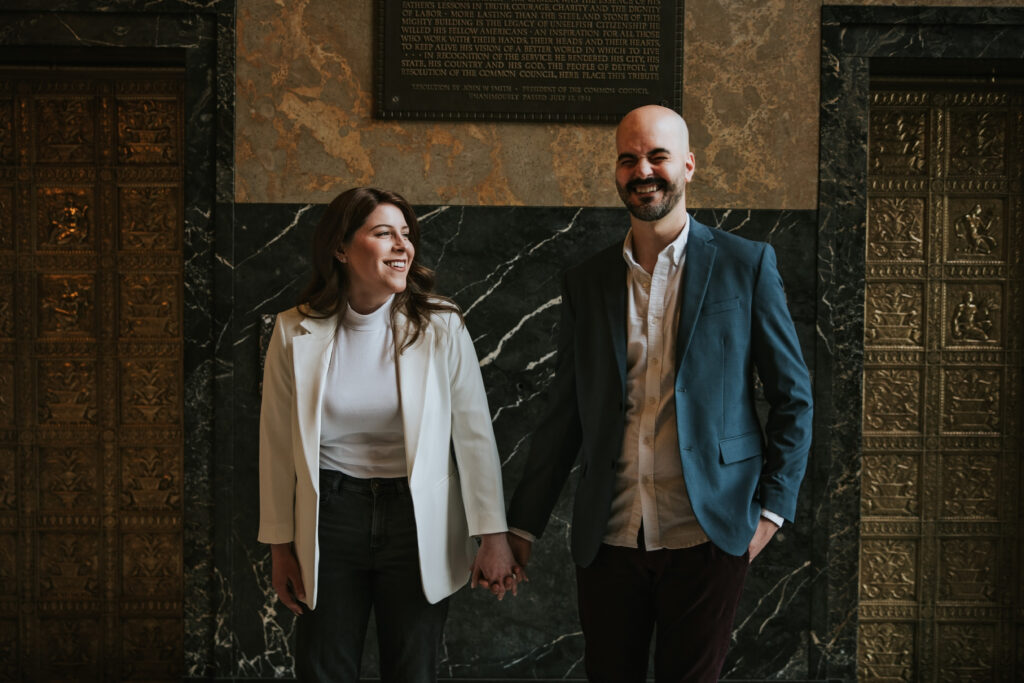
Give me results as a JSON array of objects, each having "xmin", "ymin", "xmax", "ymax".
[
  {"xmin": 121, "ymin": 619, "xmax": 181, "ymax": 679},
  {"xmin": 120, "ymin": 273, "xmax": 178, "ymax": 337},
  {"xmin": 942, "ymin": 455, "xmax": 998, "ymax": 519},
  {"xmin": 870, "ymin": 110, "xmax": 927, "ymax": 176},
  {"xmin": 0, "ymin": 448, "xmax": 14, "ymax": 511},
  {"xmin": 937, "ymin": 624, "xmax": 994, "ymax": 682},
  {"xmin": 0, "ymin": 185, "xmax": 12, "ymax": 249},
  {"xmin": 0, "ymin": 362, "xmax": 12, "ymax": 428},
  {"xmin": 861, "ymin": 455, "xmax": 918, "ymax": 516},
  {"xmin": 859, "ymin": 622, "xmax": 914, "ymax": 682},
  {"xmin": 861, "ymin": 539, "xmax": 917, "ymax": 601},
  {"xmin": 122, "ymin": 533, "xmax": 181, "ymax": 598},
  {"xmin": 39, "ymin": 447, "xmax": 98, "ymax": 513},
  {"xmin": 943, "ymin": 368, "xmax": 1000, "ymax": 432},
  {"xmin": 118, "ymin": 99, "xmax": 178, "ymax": 164},
  {"xmin": 39, "ymin": 275, "xmax": 95, "ymax": 337},
  {"xmin": 868, "ymin": 197, "xmax": 925, "ymax": 260},
  {"xmin": 0, "ymin": 98, "xmax": 12, "ymax": 163},
  {"xmin": 0, "ymin": 620, "xmax": 15, "ymax": 680},
  {"xmin": 37, "ymin": 618, "xmax": 100, "ymax": 679},
  {"xmin": 120, "ymin": 360, "xmax": 179, "ymax": 424},
  {"xmin": 865, "ymin": 283, "xmax": 923, "ymax": 346},
  {"xmin": 121, "ymin": 446, "xmax": 180, "ymax": 510},
  {"xmin": 864, "ymin": 369, "xmax": 921, "ymax": 432},
  {"xmin": 35, "ymin": 98, "xmax": 94, "ymax": 164},
  {"xmin": 949, "ymin": 110, "xmax": 1005, "ymax": 175},
  {"xmin": 39, "ymin": 533, "xmax": 100, "ymax": 598},
  {"xmin": 37, "ymin": 188, "xmax": 93, "ymax": 249},
  {"xmin": 0, "ymin": 274, "xmax": 13, "ymax": 337},
  {"xmin": 118, "ymin": 186, "xmax": 179, "ymax": 250},
  {"xmin": 0, "ymin": 533, "xmax": 15, "ymax": 593},
  {"xmin": 38, "ymin": 361, "xmax": 97, "ymax": 425},
  {"xmin": 939, "ymin": 539, "xmax": 996, "ymax": 602}
]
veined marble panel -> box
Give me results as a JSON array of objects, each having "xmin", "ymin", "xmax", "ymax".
[{"xmin": 228, "ymin": 203, "xmax": 819, "ymax": 680}]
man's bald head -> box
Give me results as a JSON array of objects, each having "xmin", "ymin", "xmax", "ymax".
[{"xmin": 616, "ymin": 105, "xmax": 690, "ymax": 157}]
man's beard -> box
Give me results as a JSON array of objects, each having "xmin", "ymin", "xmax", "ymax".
[{"xmin": 617, "ymin": 177, "xmax": 684, "ymax": 222}]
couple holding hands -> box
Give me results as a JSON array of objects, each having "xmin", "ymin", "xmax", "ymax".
[{"xmin": 258, "ymin": 105, "xmax": 813, "ymax": 682}]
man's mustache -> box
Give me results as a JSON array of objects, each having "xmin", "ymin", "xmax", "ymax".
[{"xmin": 626, "ymin": 177, "xmax": 667, "ymax": 192}]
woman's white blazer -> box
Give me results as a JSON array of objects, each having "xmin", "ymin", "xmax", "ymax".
[{"xmin": 257, "ymin": 306, "xmax": 508, "ymax": 607}]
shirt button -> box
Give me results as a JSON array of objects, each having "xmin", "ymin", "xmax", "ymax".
[
  {"xmin": 647, "ymin": 396, "xmax": 656, "ymax": 406},
  {"xmin": 643, "ymin": 436, "xmax": 653, "ymax": 446}
]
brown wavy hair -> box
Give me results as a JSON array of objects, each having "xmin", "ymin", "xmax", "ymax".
[{"xmin": 297, "ymin": 187, "xmax": 460, "ymax": 351}]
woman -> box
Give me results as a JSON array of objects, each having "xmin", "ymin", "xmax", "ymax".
[{"xmin": 258, "ymin": 187, "xmax": 517, "ymax": 682}]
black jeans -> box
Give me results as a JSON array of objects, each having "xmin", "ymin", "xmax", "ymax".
[{"xmin": 295, "ymin": 470, "xmax": 449, "ymax": 682}]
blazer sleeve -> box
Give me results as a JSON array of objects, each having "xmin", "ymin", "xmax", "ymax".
[
  {"xmin": 507, "ymin": 273, "xmax": 584, "ymax": 538},
  {"xmin": 257, "ymin": 313, "xmax": 298, "ymax": 544},
  {"xmin": 444, "ymin": 315, "xmax": 509, "ymax": 537},
  {"xmin": 750, "ymin": 244, "xmax": 813, "ymax": 522}
]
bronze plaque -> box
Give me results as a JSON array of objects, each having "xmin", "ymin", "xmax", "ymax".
[{"xmin": 376, "ymin": 0, "xmax": 682, "ymax": 122}]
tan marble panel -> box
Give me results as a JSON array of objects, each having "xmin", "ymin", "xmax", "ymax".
[
  {"xmin": 236, "ymin": 0, "xmax": 615, "ymax": 207},
  {"xmin": 235, "ymin": 0, "xmax": 1021, "ymax": 210}
]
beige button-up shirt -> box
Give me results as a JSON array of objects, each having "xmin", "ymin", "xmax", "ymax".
[{"xmin": 602, "ymin": 220, "xmax": 710, "ymax": 550}]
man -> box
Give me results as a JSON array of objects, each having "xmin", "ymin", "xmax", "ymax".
[{"xmin": 507, "ymin": 105, "xmax": 813, "ymax": 682}]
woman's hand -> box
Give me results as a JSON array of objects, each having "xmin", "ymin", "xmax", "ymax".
[
  {"xmin": 470, "ymin": 532, "xmax": 524, "ymax": 600},
  {"xmin": 271, "ymin": 542, "xmax": 306, "ymax": 615}
]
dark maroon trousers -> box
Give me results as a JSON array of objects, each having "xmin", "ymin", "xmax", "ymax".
[{"xmin": 575, "ymin": 542, "xmax": 749, "ymax": 683}]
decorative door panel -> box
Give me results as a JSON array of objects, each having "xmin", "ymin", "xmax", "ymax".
[
  {"xmin": 860, "ymin": 81, "xmax": 1023, "ymax": 681},
  {"xmin": 0, "ymin": 67, "xmax": 183, "ymax": 681}
]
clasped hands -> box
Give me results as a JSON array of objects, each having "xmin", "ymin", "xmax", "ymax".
[{"xmin": 470, "ymin": 532, "xmax": 532, "ymax": 601}]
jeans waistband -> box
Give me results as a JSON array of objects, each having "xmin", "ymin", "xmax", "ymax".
[{"xmin": 320, "ymin": 468, "xmax": 410, "ymax": 494}]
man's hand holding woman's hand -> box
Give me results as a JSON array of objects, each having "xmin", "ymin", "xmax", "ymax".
[{"xmin": 470, "ymin": 532, "xmax": 528, "ymax": 601}]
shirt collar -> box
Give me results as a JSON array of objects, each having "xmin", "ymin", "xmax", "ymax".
[
  {"xmin": 621, "ymin": 214, "xmax": 690, "ymax": 272},
  {"xmin": 342, "ymin": 294, "xmax": 394, "ymax": 331}
]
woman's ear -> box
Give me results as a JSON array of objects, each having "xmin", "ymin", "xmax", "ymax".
[{"xmin": 335, "ymin": 249, "xmax": 347, "ymax": 264}]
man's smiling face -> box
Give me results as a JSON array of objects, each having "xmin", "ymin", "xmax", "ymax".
[{"xmin": 614, "ymin": 106, "xmax": 695, "ymax": 223}]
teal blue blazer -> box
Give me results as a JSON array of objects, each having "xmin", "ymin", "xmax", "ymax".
[{"xmin": 509, "ymin": 218, "xmax": 813, "ymax": 563}]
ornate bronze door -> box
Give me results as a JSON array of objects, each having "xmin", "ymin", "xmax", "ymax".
[
  {"xmin": 860, "ymin": 78, "xmax": 1023, "ymax": 680},
  {"xmin": 0, "ymin": 67, "xmax": 184, "ymax": 679}
]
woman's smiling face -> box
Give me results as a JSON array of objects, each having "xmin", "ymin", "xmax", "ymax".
[{"xmin": 337, "ymin": 202, "xmax": 414, "ymax": 314}]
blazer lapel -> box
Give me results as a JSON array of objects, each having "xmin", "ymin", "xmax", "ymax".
[
  {"xmin": 293, "ymin": 313, "xmax": 337, "ymax": 486},
  {"xmin": 396, "ymin": 313, "xmax": 432, "ymax": 478},
  {"xmin": 600, "ymin": 252, "xmax": 628, "ymax": 392},
  {"xmin": 676, "ymin": 220, "xmax": 718, "ymax": 372}
]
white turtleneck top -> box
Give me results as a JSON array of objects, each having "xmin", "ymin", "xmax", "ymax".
[{"xmin": 319, "ymin": 296, "xmax": 407, "ymax": 478}]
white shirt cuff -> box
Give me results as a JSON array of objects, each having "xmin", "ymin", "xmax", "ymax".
[
  {"xmin": 760, "ymin": 509, "xmax": 784, "ymax": 528},
  {"xmin": 508, "ymin": 527, "xmax": 536, "ymax": 542}
]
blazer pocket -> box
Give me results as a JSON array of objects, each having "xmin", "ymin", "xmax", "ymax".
[
  {"xmin": 702, "ymin": 297, "xmax": 740, "ymax": 316},
  {"xmin": 719, "ymin": 432, "xmax": 763, "ymax": 464}
]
